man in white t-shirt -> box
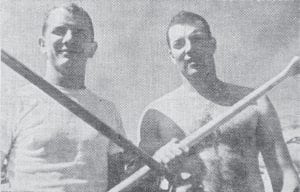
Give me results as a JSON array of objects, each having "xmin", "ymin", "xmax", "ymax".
[{"xmin": 0, "ymin": 3, "xmax": 125, "ymax": 192}]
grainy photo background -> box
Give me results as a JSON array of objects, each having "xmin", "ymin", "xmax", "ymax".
[{"xmin": 1, "ymin": 0, "xmax": 299, "ymax": 146}]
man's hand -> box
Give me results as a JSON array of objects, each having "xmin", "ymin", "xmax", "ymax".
[{"xmin": 153, "ymin": 138, "xmax": 189, "ymax": 165}]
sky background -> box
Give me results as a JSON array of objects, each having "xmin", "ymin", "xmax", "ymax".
[{"xmin": 1, "ymin": 0, "xmax": 299, "ymax": 143}]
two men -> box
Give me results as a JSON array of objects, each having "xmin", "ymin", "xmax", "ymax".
[
  {"xmin": 1, "ymin": 4, "xmax": 126, "ymax": 191},
  {"xmin": 138, "ymin": 11, "xmax": 299, "ymax": 192},
  {"xmin": 1, "ymin": 4, "xmax": 297, "ymax": 192}
]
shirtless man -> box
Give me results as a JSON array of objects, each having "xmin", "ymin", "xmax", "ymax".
[
  {"xmin": 0, "ymin": 4, "xmax": 126, "ymax": 191},
  {"xmin": 138, "ymin": 11, "xmax": 299, "ymax": 192}
]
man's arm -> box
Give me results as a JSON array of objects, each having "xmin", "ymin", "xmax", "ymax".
[
  {"xmin": 139, "ymin": 109, "xmax": 186, "ymax": 156},
  {"xmin": 1, "ymin": 115, "xmax": 13, "ymax": 185},
  {"xmin": 107, "ymin": 152, "xmax": 125, "ymax": 189},
  {"xmin": 1, "ymin": 152, "xmax": 7, "ymax": 184},
  {"xmin": 1, "ymin": 152, "xmax": 4, "ymax": 175},
  {"xmin": 137, "ymin": 109, "xmax": 190, "ymax": 191},
  {"xmin": 257, "ymin": 96, "xmax": 299, "ymax": 192},
  {"xmin": 139, "ymin": 109, "xmax": 166, "ymax": 155},
  {"xmin": 107, "ymin": 109, "xmax": 164, "ymax": 192},
  {"xmin": 106, "ymin": 104, "xmax": 128, "ymax": 189}
]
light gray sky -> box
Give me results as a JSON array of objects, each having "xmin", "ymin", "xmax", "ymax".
[{"xmin": 2, "ymin": 0, "xmax": 299, "ymax": 142}]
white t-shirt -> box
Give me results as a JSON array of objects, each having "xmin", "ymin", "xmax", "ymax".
[{"xmin": 1, "ymin": 85, "xmax": 125, "ymax": 192}]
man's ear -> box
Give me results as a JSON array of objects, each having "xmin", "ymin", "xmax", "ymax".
[
  {"xmin": 208, "ymin": 37, "xmax": 216, "ymax": 55},
  {"xmin": 168, "ymin": 49, "xmax": 176, "ymax": 65},
  {"xmin": 83, "ymin": 42, "xmax": 98, "ymax": 58},
  {"xmin": 38, "ymin": 37, "xmax": 47, "ymax": 54}
]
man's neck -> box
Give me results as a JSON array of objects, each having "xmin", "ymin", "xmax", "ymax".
[
  {"xmin": 181, "ymin": 74, "xmax": 227, "ymax": 102},
  {"xmin": 45, "ymin": 64, "xmax": 86, "ymax": 90}
]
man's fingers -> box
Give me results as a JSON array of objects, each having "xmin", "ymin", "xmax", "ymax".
[
  {"xmin": 153, "ymin": 148, "xmax": 175, "ymax": 163},
  {"xmin": 181, "ymin": 145, "xmax": 189, "ymax": 153},
  {"xmin": 164, "ymin": 150, "xmax": 176, "ymax": 160},
  {"xmin": 172, "ymin": 147, "xmax": 182, "ymax": 155},
  {"xmin": 162, "ymin": 157, "xmax": 171, "ymax": 164},
  {"xmin": 167, "ymin": 138, "xmax": 189, "ymax": 156},
  {"xmin": 153, "ymin": 137, "xmax": 189, "ymax": 164},
  {"xmin": 168, "ymin": 138, "xmax": 189, "ymax": 153}
]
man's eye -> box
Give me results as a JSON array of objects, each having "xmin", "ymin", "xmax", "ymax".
[
  {"xmin": 190, "ymin": 36, "xmax": 210, "ymax": 44},
  {"xmin": 73, "ymin": 29, "xmax": 89, "ymax": 39},
  {"xmin": 52, "ymin": 27, "xmax": 67, "ymax": 36},
  {"xmin": 172, "ymin": 39, "xmax": 185, "ymax": 49},
  {"xmin": 73, "ymin": 29, "xmax": 82, "ymax": 35}
]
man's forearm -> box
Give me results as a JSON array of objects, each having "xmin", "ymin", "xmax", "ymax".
[
  {"xmin": 0, "ymin": 152, "xmax": 4, "ymax": 168},
  {"xmin": 281, "ymin": 168, "xmax": 299, "ymax": 192},
  {"xmin": 266, "ymin": 159, "xmax": 299, "ymax": 192},
  {"xmin": 107, "ymin": 152, "xmax": 125, "ymax": 190},
  {"xmin": 108, "ymin": 151, "xmax": 161, "ymax": 192},
  {"xmin": 1, "ymin": 152, "xmax": 7, "ymax": 184}
]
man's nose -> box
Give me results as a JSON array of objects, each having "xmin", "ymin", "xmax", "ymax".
[
  {"xmin": 62, "ymin": 29, "xmax": 74, "ymax": 44},
  {"xmin": 183, "ymin": 39, "xmax": 192, "ymax": 60}
]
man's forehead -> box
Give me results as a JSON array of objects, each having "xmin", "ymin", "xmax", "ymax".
[
  {"xmin": 168, "ymin": 23, "xmax": 209, "ymax": 40},
  {"xmin": 47, "ymin": 8, "xmax": 89, "ymax": 28}
]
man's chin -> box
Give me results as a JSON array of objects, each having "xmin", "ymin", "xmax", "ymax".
[
  {"xmin": 183, "ymin": 71, "xmax": 208, "ymax": 81},
  {"xmin": 56, "ymin": 60, "xmax": 72, "ymax": 68},
  {"xmin": 187, "ymin": 68, "xmax": 199, "ymax": 76},
  {"xmin": 54, "ymin": 59, "xmax": 75, "ymax": 71}
]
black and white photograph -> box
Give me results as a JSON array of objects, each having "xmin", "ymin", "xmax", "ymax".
[{"xmin": 1, "ymin": 0, "xmax": 299, "ymax": 191}]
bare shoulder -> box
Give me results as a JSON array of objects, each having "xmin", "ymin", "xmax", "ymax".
[
  {"xmin": 15, "ymin": 84, "xmax": 44, "ymax": 113},
  {"xmin": 225, "ymin": 82, "xmax": 275, "ymax": 114},
  {"xmin": 225, "ymin": 82, "xmax": 253, "ymax": 99},
  {"xmin": 224, "ymin": 82, "xmax": 254, "ymax": 104},
  {"xmin": 143, "ymin": 87, "xmax": 184, "ymax": 113}
]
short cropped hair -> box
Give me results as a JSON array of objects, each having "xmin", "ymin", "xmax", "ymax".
[
  {"xmin": 166, "ymin": 11, "xmax": 211, "ymax": 47},
  {"xmin": 42, "ymin": 3, "xmax": 94, "ymax": 41}
]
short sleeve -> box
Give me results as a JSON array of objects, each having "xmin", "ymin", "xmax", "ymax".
[
  {"xmin": 1, "ymin": 90, "xmax": 39, "ymax": 156},
  {"xmin": 1, "ymin": 117, "xmax": 13, "ymax": 156},
  {"xmin": 0, "ymin": 97, "xmax": 17, "ymax": 156}
]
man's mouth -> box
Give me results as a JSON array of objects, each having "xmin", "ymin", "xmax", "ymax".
[
  {"xmin": 58, "ymin": 49, "xmax": 82, "ymax": 55},
  {"xmin": 188, "ymin": 62, "xmax": 197, "ymax": 67},
  {"xmin": 186, "ymin": 61, "xmax": 203, "ymax": 69}
]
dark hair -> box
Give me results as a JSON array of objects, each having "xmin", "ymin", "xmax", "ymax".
[
  {"xmin": 42, "ymin": 3, "xmax": 94, "ymax": 41},
  {"xmin": 166, "ymin": 11, "xmax": 211, "ymax": 47}
]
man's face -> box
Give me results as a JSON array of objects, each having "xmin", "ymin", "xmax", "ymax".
[
  {"xmin": 40, "ymin": 8, "xmax": 94, "ymax": 76},
  {"xmin": 168, "ymin": 23, "xmax": 215, "ymax": 79}
]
